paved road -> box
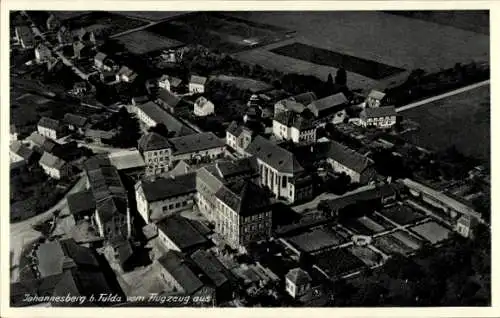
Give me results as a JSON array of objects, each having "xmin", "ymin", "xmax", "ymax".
[
  {"xmin": 10, "ymin": 175, "xmax": 87, "ymax": 283},
  {"xmin": 396, "ymin": 80, "xmax": 490, "ymax": 113}
]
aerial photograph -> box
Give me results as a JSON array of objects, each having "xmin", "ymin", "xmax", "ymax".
[{"xmin": 7, "ymin": 9, "xmax": 490, "ymax": 308}]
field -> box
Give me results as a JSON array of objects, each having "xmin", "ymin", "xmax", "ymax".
[
  {"xmin": 379, "ymin": 204, "xmax": 426, "ymax": 225},
  {"xmin": 230, "ymin": 11, "xmax": 489, "ymax": 90},
  {"xmin": 211, "ymin": 75, "xmax": 273, "ymax": 93},
  {"xmin": 146, "ymin": 12, "xmax": 293, "ymax": 54},
  {"xmin": 410, "ymin": 221, "xmax": 451, "ymax": 244},
  {"xmin": 401, "ymin": 84, "xmax": 490, "ymax": 164},
  {"xmin": 115, "ymin": 30, "xmax": 184, "ymax": 55},
  {"xmin": 314, "ymin": 248, "xmax": 366, "ymax": 278},
  {"xmin": 270, "ymin": 43, "xmax": 405, "ymax": 80},
  {"xmin": 385, "ymin": 11, "xmax": 489, "ymax": 35},
  {"xmin": 63, "ymin": 11, "xmax": 147, "ymax": 38},
  {"xmin": 113, "ymin": 11, "xmax": 189, "ymax": 21}
]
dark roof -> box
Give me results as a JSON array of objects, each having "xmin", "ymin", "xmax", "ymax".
[
  {"xmin": 324, "ymin": 140, "xmax": 373, "ymax": 174},
  {"xmin": 66, "ymin": 191, "xmax": 96, "ymax": 216},
  {"xmin": 190, "ymin": 250, "xmax": 230, "ymax": 288},
  {"xmin": 42, "ymin": 139, "xmax": 60, "ymax": 153},
  {"xmin": 168, "ymin": 132, "xmax": 225, "ymax": 155},
  {"xmin": 157, "ymin": 215, "xmax": 209, "ymax": 251},
  {"xmin": 273, "ymin": 111, "xmax": 315, "ymax": 130},
  {"xmin": 214, "ymin": 157, "xmax": 258, "ymax": 181},
  {"xmin": 158, "ymin": 89, "xmax": 181, "ymax": 108},
  {"xmin": 215, "ymin": 180, "xmax": 271, "ymax": 216},
  {"xmin": 27, "ymin": 132, "xmax": 48, "ymax": 147},
  {"xmin": 138, "ymin": 132, "xmax": 171, "ymax": 152},
  {"xmin": 63, "ymin": 113, "xmax": 88, "ymax": 127},
  {"xmin": 158, "ymin": 250, "xmax": 204, "ymax": 295},
  {"xmin": 307, "ymin": 93, "xmax": 347, "ymax": 113},
  {"xmin": 10, "ymin": 141, "xmax": 34, "ymax": 160},
  {"xmin": 38, "ymin": 117, "xmax": 61, "ymax": 130},
  {"xmin": 139, "ymin": 172, "xmax": 196, "ymax": 202},
  {"xmin": 111, "ymin": 239, "xmax": 134, "ymax": 266},
  {"xmin": 190, "ymin": 75, "xmax": 207, "ymax": 86},
  {"xmin": 96, "ymin": 196, "xmax": 128, "ymax": 223},
  {"xmin": 137, "ymin": 102, "xmax": 195, "ymax": 136},
  {"xmin": 245, "ymin": 136, "xmax": 303, "ymax": 174},
  {"xmin": 39, "ymin": 152, "xmax": 66, "ymax": 170},
  {"xmin": 59, "ymin": 238, "xmax": 100, "ymax": 268},
  {"xmin": 323, "ymin": 184, "xmax": 397, "ymax": 211},
  {"xmin": 292, "ymin": 92, "xmax": 318, "ymax": 105},
  {"xmin": 362, "ymin": 106, "xmax": 396, "ymax": 118},
  {"xmin": 16, "ymin": 26, "xmax": 34, "ymax": 45},
  {"xmin": 226, "ymin": 121, "xmax": 252, "ymax": 137}
]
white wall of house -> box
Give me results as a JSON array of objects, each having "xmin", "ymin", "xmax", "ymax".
[
  {"xmin": 37, "ymin": 126, "xmax": 58, "ymax": 140},
  {"xmin": 255, "ymin": 159, "xmax": 295, "ymax": 202},
  {"xmin": 136, "ymin": 108, "xmax": 158, "ymax": 128},
  {"xmin": 172, "ymin": 146, "xmax": 225, "ymax": 164},
  {"xmin": 40, "ymin": 163, "xmax": 67, "ymax": 180},
  {"xmin": 136, "ymin": 186, "xmax": 194, "ymax": 223},
  {"xmin": 157, "ymin": 229, "xmax": 182, "ymax": 252},
  {"xmin": 194, "ymin": 101, "xmax": 214, "ymax": 117},
  {"xmin": 189, "ymin": 83, "xmax": 204, "ymax": 94},
  {"xmin": 327, "ymin": 158, "xmax": 361, "ymax": 183},
  {"xmin": 159, "ymin": 78, "xmax": 171, "ymax": 91},
  {"xmin": 272, "ymin": 120, "xmax": 290, "ymax": 140},
  {"xmin": 159, "ymin": 266, "xmax": 185, "ymax": 294},
  {"xmin": 360, "ymin": 115, "xmax": 396, "ymax": 128},
  {"xmin": 10, "ymin": 152, "xmax": 24, "ymax": 164},
  {"xmin": 143, "ymin": 148, "xmax": 172, "ymax": 176},
  {"xmin": 291, "ymin": 127, "xmax": 316, "ymax": 143}
]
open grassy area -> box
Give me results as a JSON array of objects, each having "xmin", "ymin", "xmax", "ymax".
[
  {"xmin": 115, "ymin": 30, "xmax": 184, "ymax": 55},
  {"xmin": 211, "ymin": 75, "xmax": 272, "ymax": 93},
  {"xmin": 401, "ymin": 84, "xmax": 490, "ymax": 164},
  {"xmin": 231, "ymin": 11, "xmax": 489, "ymax": 90},
  {"xmin": 270, "ymin": 42, "xmax": 405, "ymax": 80},
  {"xmin": 410, "ymin": 221, "xmax": 451, "ymax": 244},
  {"xmin": 63, "ymin": 11, "xmax": 147, "ymax": 38}
]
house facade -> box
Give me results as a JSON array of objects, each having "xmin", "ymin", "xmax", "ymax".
[
  {"xmin": 135, "ymin": 173, "xmax": 196, "ymax": 223},
  {"xmin": 168, "ymin": 132, "xmax": 226, "ymax": 165},
  {"xmin": 274, "ymin": 92, "xmax": 317, "ymax": 116},
  {"xmin": 272, "ymin": 111, "xmax": 316, "ymax": 144},
  {"xmin": 307, "ymin": 92, "xmax": 348, "ymax": 118},
  {"xmin": 138, "ymin": 132, "xmax": 173, "ymax": 176},
  {"xmin": 324, "ymin": 141, "xmax": 376, "ymax": 184},
  {"xmin": 35, "ymin": 44, "xmax": 52, "ymax": 63},
  {"xmin": 38, "ymin": 117, "xmax": 64, "ymax": 140},
  {"xmin": 193, "ymin": 97, "xmax": 215, "ymax": 117},
  {"xmin": 226, "ymin": 121, "xmax": 253, "ymax": 155},
  {"xmin": 189, "ymin": 75, "xmax": 207, "ymax": 94},
  {"xmin": 359, "ymin": 106, "xmax": 397, "ymax": 128},
  {"xmin": 285, "ymin": 268, "xmax": 312, "ymax": 299},
  {"xmin": 365, "ymin": 90, "xmax": 386, "ymax": 108},
  {"xmin": 39, "ymin": 152, "xmax": 69, "ymax": 179},
  {"xmin": 244, "ymin": 136, "xmax": 313, "ymax": 203},
  {"xmin": 158, "ymin": 75, "xmax": 183, "ymax": 93}
]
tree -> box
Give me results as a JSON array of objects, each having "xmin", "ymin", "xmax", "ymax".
[
  {"xmin": 335, "ymin": 68, "xmax": 347, "ymax": 86},
  {"xmin": 148, "ymin": 123, "xmax": 170, "ymax": 138}
]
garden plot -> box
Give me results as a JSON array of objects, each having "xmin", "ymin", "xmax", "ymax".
[
  {"xmin": 357, "ymin": 216, "xmax": 387, "ymax": 233},
  {"xmin": 314, "ymin": 248, "xmax": 366, "ymax": 278},
  {"xmin": 287, "ymin": 228, "xmax": 343, "ymax": 254},
  {"xmin": 211, "ymin": 75, "xmax": 272, "ymax": 93},
  {"xmin": 115, "ymin": 30, "xmax": 184, "ymax": 55},
  {"xmin": 410, "ymin": 221, "xmax": 451, "ymax": 244},
  {"xmin": 379, "ymin": 204, "xmax": 426, "ymax": 226},
  {"xmin": 391, "ymin": 231, "xmax": 423, "ymax": 251},
  {"xmin": 373, "ymin": 235, "xmax": 414, "ymax": 256},
  {"xmin": 348, "ymin": 246, "xmax": 383, "ymax": 267}
]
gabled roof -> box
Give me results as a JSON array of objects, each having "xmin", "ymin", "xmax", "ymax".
[
  {"xmin": 38, "ymin": 117, "xmax": 61, "ymax": 131},
  {"xmin": 190, "ymin": 75, "xmax": 207, "ymax": 86},
  {"xmin": 10, "ymin": 141, "xmax": 34, "ymax": 160},
  {"xmin": 215, "ymin": 180, "xmax": 271, "ymax": 216},
  {"xmin": 286, "ymin": 268, "xmax": 311, "ymax": 285},
  {"xmin": 307, "ymin": 93, "xmax": 347, "ymax": 113},
  {"xmin": 156, "ymin": 215, "xmax": 209, "ymax": 251},
  {"xmin": 158, "ymin": 89, "xmax": 181, "ymax": 107},
  {"xmin": 324, "ymin": 140, "xmax": 373, "ymax": 174},
  {"xmin": 168, "ymin": 132, "xmax": 225, "ymax": 155},
  {"xmin": 291, "ymin": 92, "xmax": 317, "ymax": 105},
  {"xmin": 39, "ymin": 152, "xmax": 66, "ymax": 170},
  {"xmin": 139, "ymin": 172, "xmax": 196, "ymax": 202},
  {"xmin": 274, "ymin": 111, "xmax": 315, "ymax": 130},
  {"xmin": 96, "ymin": 196, "xmax": 128, "ymax": 223},
  {"xmin": 214, "ymin": 157, "xmax": 258, "ymax": 181},
  {"xmin": 137, "ymin": 102, "xmax": 195, "ymax": 136},
  {"xmin": 190, "ymin": 250, "xmax": 230, "ymax": 288},
  {"xmin": 362, "ymin": 106, "xmax": 396, "ymax": 118},
  {"xmin": 245, "ymin": 136, "xmax": 303, "ymax": 174},
  {"xmin": 64, "ymin": 113, "xmax": 87, "ymax": 127},
  {"xmin": 368, "ymin": 89, "xmax": 386, "ymax": 100},
  {"xmin": 94, "ymin": 52, "xmax": 107, "ymax": 62},
  {"xmin": 158, "ymin": 250, "xmax": 204, "ymax": 295},
  {"xmin": 66, "ymin": 191, "xmax": 96, "ymax": 216},
  {"xmin": 107, "ymin": 150, "xmax": 146, "ymax": 170},
  {"xmin": 226, "ymin": 121, "xmax": 252, "ymax": 138},
  {"xmin": 27, "ymin": 132, "xmax": 48, "ymax": 147},
  {"xmin": 194, "ymin": 96, "xmax": 213, "ymax": 109},
  {"xmin": 168, "ymin": 160, "xmax": 192, "ymax": 177},
  {"xmin": 138, "ymin": 132, "xmax": 171, "ymax": 152}
]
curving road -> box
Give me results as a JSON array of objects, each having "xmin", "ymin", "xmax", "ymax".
[{"xmin": 10, "ymin": 175, "xmax": 87, "ymax": 283}]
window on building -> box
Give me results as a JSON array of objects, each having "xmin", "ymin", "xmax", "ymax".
[
  {"xmin": 175, "ymin": 202, "xmax": 180, "ymax": 208},
  {"xmin": 169, "ymin": 204, "xmax": 174, "ymax": 209},
  {"xmin": 182, "ymin": 201, "xmax": 187, "ymax": 206},
  {"xmin": 282, "ymin": 176, "xmax": 287, "ymax": 188}
]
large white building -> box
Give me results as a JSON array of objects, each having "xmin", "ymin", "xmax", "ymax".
[
  {"xmin": 135, "ymin": 173, "xmax": 196, "ymax": 223},
  {"xmin": 272, "ymin": 111, "xmax": 316, "ymax": 144},
  {"xmin": 274, "ymin": 92, "xmax": 317, "ymax": 116},
  {"xmin": 37, "ymin": 117, "xmax": 64, "ymax": 140},
  {"xmin": 244, "ymin": 136, "xmax": 313, "ymax": 203},
  {"xmin": 39, "ymin": 152, "xmax": 69, "ymax": 180},
  {"xmin": 189, "ymin": 75, "xmax": 207, "ymax": 94},
  {"xmin": 135, "ymin": 101, "xmax": 195, "ymax": 136}
]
